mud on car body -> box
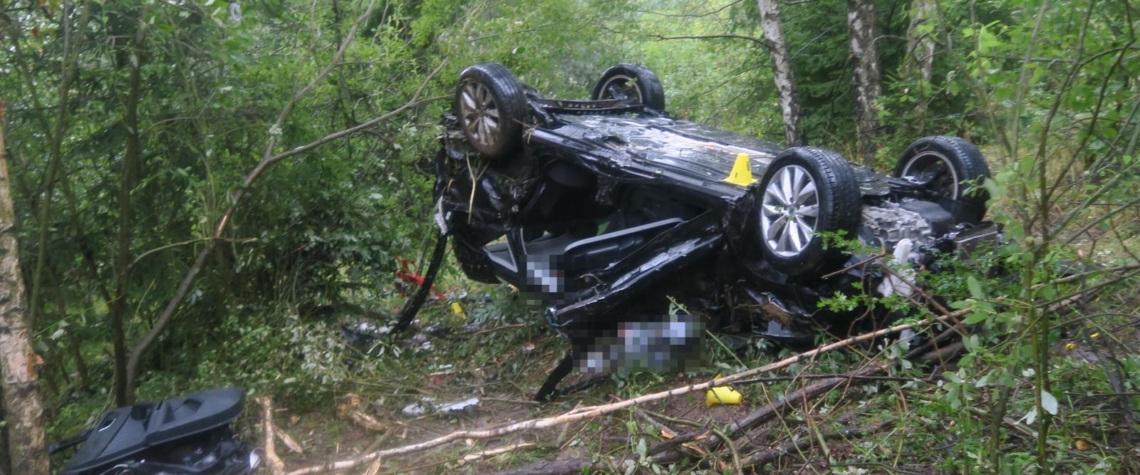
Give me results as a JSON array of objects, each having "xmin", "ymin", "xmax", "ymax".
[{"xmin": 432, "ymin": 63, "xmax": 1001, "ymax": 400}]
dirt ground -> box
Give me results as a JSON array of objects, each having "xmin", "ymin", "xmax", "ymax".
[{"xmin": 246, "ymin": 290, "xmax": 1140, "ymax": 475}]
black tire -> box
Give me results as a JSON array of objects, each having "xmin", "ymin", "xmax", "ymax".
[
  {"xmin": 895, "ymin": 136, "xmax": 991, "ymax": 223},
  {"xmin": 456, "ymin": 63, "xmax": 529, "ymax": 159},
  {"xmin": 757, "ymin": 147, "xmax": 861, "ymax": 276},
  {"xmin": 591, "ymin": 63, "xmax": 666, "ymax": 112}
]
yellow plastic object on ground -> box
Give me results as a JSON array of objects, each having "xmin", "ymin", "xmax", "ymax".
[
  {"xmin": 450, "ymin": 302, "xmax": 467, "ymax": 318},
  {"xmin": 724, "ymin": 153, "xmax": 756, "ymax": 186},
  {"xmin": 706, "ymin": 376, "xmax": 744, "ymax": 407}
]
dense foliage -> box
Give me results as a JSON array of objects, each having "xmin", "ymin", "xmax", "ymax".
[{"xmin": 1, "ymin": 0, "xmax": 1138, "ymax": 473}]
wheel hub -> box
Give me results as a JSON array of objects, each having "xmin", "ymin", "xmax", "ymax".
[
  {"xmin": 460, "ymin": 81, "xmax": 500, "ymax": 147},
  {"xmin": 760, "ymin": 165, "xmax": 820, "ymax": 258}
]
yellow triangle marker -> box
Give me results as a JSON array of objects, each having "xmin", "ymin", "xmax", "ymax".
[{"xmin": 724, "ymin": 153, "xmax": 756, "ymax": 186}]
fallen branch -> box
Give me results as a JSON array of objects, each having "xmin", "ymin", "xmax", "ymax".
[
  {"xmin": 734, "ymin": 373, "xmax": 927, "ymax": 385},
  {"xmin": 275, "ymin": 427, "xmax": 304, "ymax": 454},
  {"xmin": 738, "ymin": 418, "xmax": 896, "ymax": 469},
  {"xmin": 459, "ymin": 443, "xmax": 537, "ymax": 465},
  {"xmin": 704, "ymin": 364, "xmax": 887, "ymax": 451},
  {"xmin": 631, "ymin": 406, "xmax": 709, "ymax": 458},
  {"xmin": 284, "ymin": 309, "xmax": 967, "ymax": 475},
  {"xmin": 361, "ymin": 457, "xmax": 383, "ymax": 475},
  {"xmin": 491, "ymin": 366, "xmax": 893, "ymax": 475},
  {"xmin": 257, "ymin": 397, "xmax": 286, "ymax": 475},
  {"xmin": 349, "ymin": 410, "xmax": 387, "ymax": 432},
  {"xmin": 916, "ymin": 341, "xmax": 965, "ymax": 365},
  {"xmin": 490, "ymin": 337, "xmax": 966, "ymax": 475}
]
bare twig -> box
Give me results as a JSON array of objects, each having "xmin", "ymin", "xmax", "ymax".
[
  {"xmin": 275, "ymin": 427, "xmax": 304, "ymax": 454},
  {"xmin": 361, "ymin": 456, "xmax": 384, "ymax": 475},
  {"xmin": 704, "ymin": 364, "xmax": 888, "ymax": 450},
  {"xmin": 822, "ymin": 252, "xmax": 888, "ymax": 279},
  {"xmin": 130, "ymin": 237, "xmax": 258, "ymax": 268},
  {"xmin": 459, "ymin": 443, "xmax": 537, "ymax": 464},
  {"xmin": 472, "ymin": 323, "xmax": 529, "ymax": 335},
  {"xmin": 349, "ymin": 411, "xmax": 387, "ymax": 432},
  {"xmin": 496, "ymin": 359, "xmax": 913, "ymax": 475},
  {"xmin": 710, "ymin": 427, "xmax": 744, "ymax": 474},
  {"xmin": 737, "ymin": 418, "xmax": 896, "ymax": 469},
  {"xmin": 631, "ymin": 406, "xmax": 678, "ymax": 438},
  {"xmin": 734, "ymin": 374, "xmax": 929, "ymax": 385},
  {"xmin": 644, "ymin": 32, "xmax": 772, "ymax": 49}
]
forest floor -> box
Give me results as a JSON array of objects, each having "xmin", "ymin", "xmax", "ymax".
[{"xmin": 248, "ymin": 281, "xmax": 1140, "ymax": 474}]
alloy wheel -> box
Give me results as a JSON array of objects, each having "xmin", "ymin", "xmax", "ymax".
[
  {"xmin": 760, "ymin": 165, "xmax": 820, "ymax": 257},
  {"xmin": 459, "ymin": 81, "xmax": 501, "ymax": 148}
]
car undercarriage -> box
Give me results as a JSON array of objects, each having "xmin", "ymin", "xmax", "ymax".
[{"xmin": 410, "ymin": 62, "xmax": 1002, "ymax": 401}]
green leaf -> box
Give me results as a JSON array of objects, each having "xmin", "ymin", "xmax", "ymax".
[
  {"xmin": 963, "ymin": 311, "xmax": 989, "ymax": 325},
  {"xmin": 967, "ymin": 276, "xmax": 984, "ymax": 299}
]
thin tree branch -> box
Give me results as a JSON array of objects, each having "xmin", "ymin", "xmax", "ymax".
[
  {"xmin": 644, "ymin": 32, "xmax": 773, "ymax": 50},
  {"xmin": 631, "ymin": 0, "xmax": 745, "ymax": 19},
  {"xmin": 123, "ymin": 69, "xmax": 444, "ymax": 393},
  {"xmin": 737, "ymin": 419, "xmax": 896, "ymax": 469},
  {"xmin": 129, "ymin": 237, "xmax": 258, "ymax": 269},
  {"xmin": 122, "ymin": 1, "xmax": 445, "ymax": 398},
  {"xmin": 27, "ymin": 0, "xmax": 93, "ymax": 330}
]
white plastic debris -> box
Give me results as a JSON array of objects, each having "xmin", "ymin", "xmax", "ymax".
[
  {"xmin": 401, "ymin": 397, "xmax": 480, "ymax": 417},
  {"xmin": 878, "ymin": 238, "xmax": 917, "ymax": 298}
]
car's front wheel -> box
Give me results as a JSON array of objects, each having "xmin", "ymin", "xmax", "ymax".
[
  {"xmin": 592, "ymin": 64, "xmax": 666, "ymax": 112},
  {"xmin": 758, "ymin": 148, "xmax": 861, "ymax": 276},
  {"xmin": 456, "ymin": 63, "xmax": 529, "ymax": 159}
]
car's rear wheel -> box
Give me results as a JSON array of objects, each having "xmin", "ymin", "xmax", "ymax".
[
  {"xmin": 895, "ymin": 136, "xmax": 991, "ymax": 223},
  {"xmin": 456, "ymin": 63, "xmax": 529, "ymax": 159},
  {"xmin": 758, "ymin": 147, "xmax": 861, "ymax": 276},
  {"xmin": 592, "ymin": 64, "xmax": 666, "ymax": 112}
]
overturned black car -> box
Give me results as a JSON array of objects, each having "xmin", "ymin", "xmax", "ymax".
[{"xmin": 429, "ymin": 63, "xmax": 1000, "ymax": 400}]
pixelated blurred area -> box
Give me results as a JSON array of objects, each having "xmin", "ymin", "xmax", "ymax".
[
  {"xmin": 576, "ymin": 313, "xmax": 703, "ymax": 373},
  {"xmin": 524, "ymin": 253, "xmax": 565, "ymax": 295}
]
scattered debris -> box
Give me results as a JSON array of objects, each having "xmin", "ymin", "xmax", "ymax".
[
  {"xmin": 401, "ymin": 397, "xmax": 481, "ymax": 417},
  {"xmin": 282, "ymin": 311, "xmax": 966, "ymax": 475}
]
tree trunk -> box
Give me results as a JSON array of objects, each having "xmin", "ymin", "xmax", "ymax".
[
  {"xmin": 0, "ymin": 102, "xmax": 51, "ymax": 475},
  {"xmin": 111, "ymin": 12, "xmax": 147, "ymax": 406},
  {"xmin": 757, "ymin": 0, "xmax": 804, "ymax": 146},
  {"xmin": 847, "ymin": 0, "xmax": 882, "ymax": 164},
  {"xmin": 905, "ymin": 0, "xmax": 936, "ymax": 128}
]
